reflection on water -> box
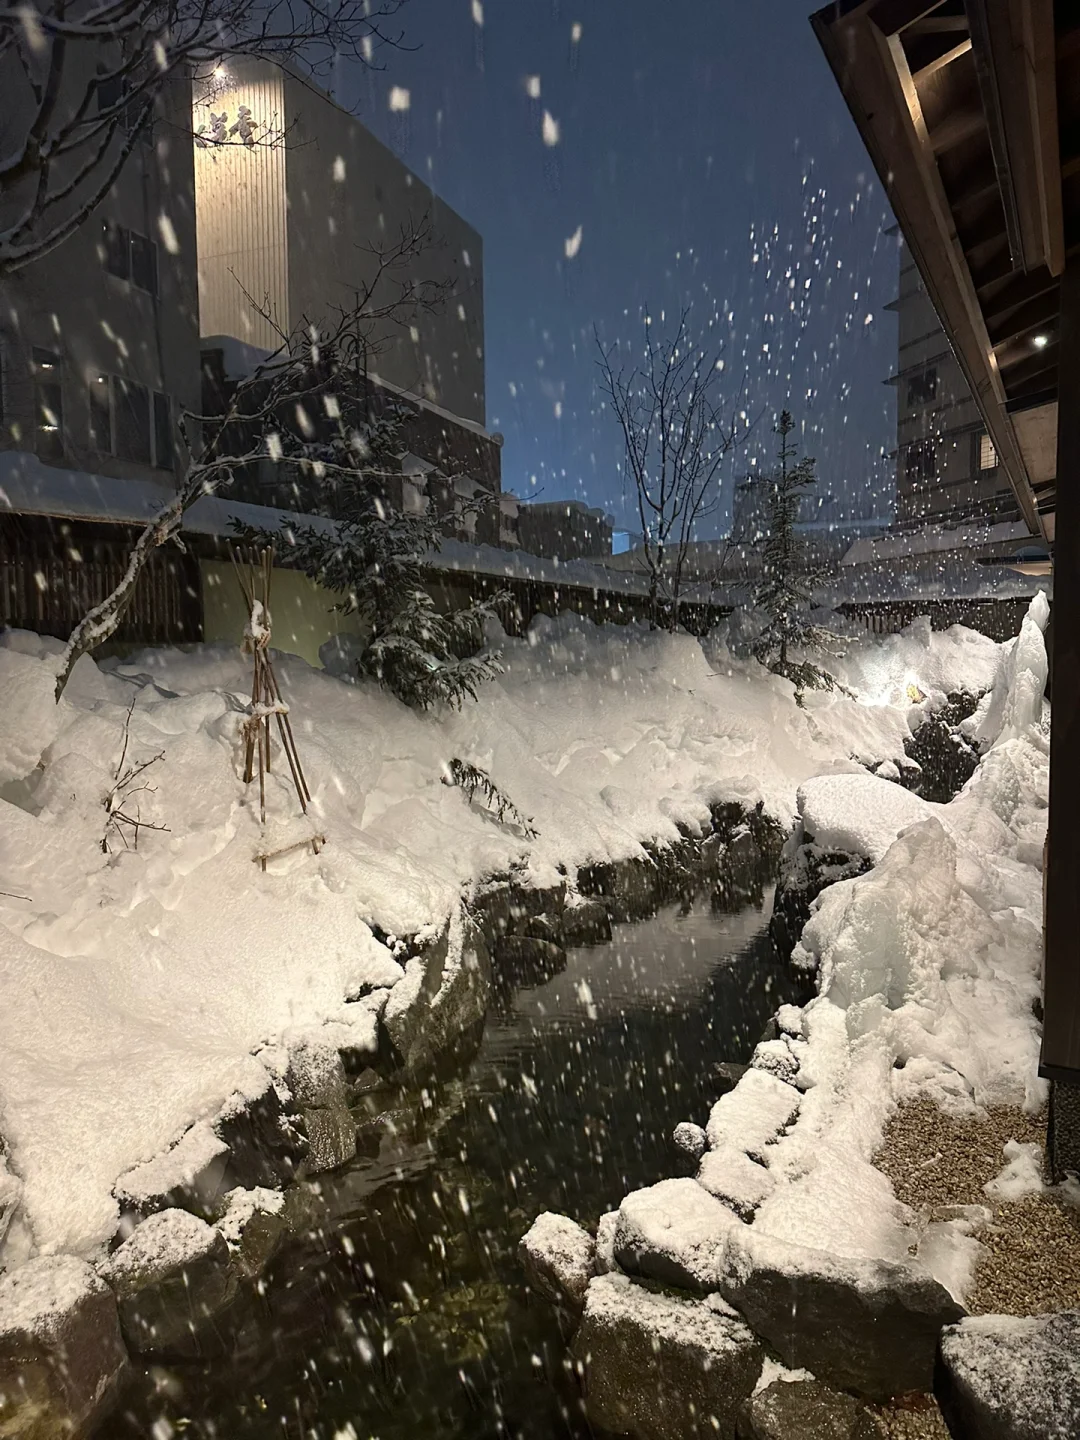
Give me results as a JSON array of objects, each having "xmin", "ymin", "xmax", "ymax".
[{"xmin": 116, "ymin": 891, "xmax": 797, "ymax": 1440}]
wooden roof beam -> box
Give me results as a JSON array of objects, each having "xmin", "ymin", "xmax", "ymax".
[
  {"xmin": 967, "ymin": 0, "xmax": 1064, "ymax": 277},
  {"xmin": 810, "ymin": 1, "xmax": 1043, "ymax": 536}
]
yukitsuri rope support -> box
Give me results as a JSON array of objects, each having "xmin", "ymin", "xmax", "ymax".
[{"xmin": 232, "ymin": 546, "xmax": 324, "ymax": 870}]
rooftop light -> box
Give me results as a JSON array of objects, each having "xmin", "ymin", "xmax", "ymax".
[{"xmin": 1032, "ymin": 333, "xmax": 1050, "ymax": 349}]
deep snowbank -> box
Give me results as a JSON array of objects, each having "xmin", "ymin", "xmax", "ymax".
[
  {"xmin": 621, "ymin": 595, "xmax": 1049, "ymax": 1315},
  {"xmin": 0, "ymin": 613, "xmax": 1009, "ymax": 1262}
]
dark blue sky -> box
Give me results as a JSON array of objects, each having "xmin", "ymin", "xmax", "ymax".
[{"xmin": 343, "ymin": 0, "xmax": 899, "ymax": 534}]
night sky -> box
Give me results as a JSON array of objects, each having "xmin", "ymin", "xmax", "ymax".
[{"xmin": 339, "ymin": 0, "xmax": 899, "ymax": 535}]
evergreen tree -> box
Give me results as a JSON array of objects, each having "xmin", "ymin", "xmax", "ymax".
[
  {"xmin": 751, "ymin": 411, "xmax": 841, "ymax": 692},
  {"xmin": 241, "ymin": 330, "xmax": 505, "ymax": 711}
]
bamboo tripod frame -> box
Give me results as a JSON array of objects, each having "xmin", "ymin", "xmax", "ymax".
[{"xmin": 232, "ymin": 546, "xmax": 323, "ymax": 870}]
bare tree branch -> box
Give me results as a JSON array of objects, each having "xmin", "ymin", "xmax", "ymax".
[
  {"xmin": 596, "ymin": 311, "xmax": 747, "ymax": 630},
  {"xmin": 0, "ymin": 0, "xmax": 410, "ymax": 275}
]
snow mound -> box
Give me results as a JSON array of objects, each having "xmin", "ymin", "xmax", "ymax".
[{"xmin": 797, "ymin": 772, "xmax": 935, "ymax": 864}]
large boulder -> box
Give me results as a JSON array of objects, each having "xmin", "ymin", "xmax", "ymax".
[
  {"xmin": 492, "ymin": 934, "xmax": 567, "ymax": 987},
  {"xmin": 214, "ymin": 1079, "xmax": 308, "ymax": 1190},
  {"xmin": 216, "ymin": 1187, "xmax": 289, "ymax": 1281},
  {"xmin": 573, "ymin": 1273, "xmax": 762, "ymax": 1440},
  {"xmin": 613, "ymin": 1178, "xmax": 739, "ymax": 1293},
  {"xmin": 519, "ymin": 1212, "xmax": 596, "ymax": 1311},
  {"xmin": 284, "ymin": 1041, "xmax": 357, "ymax": 1174},
  {"xmin": 561, "ymin": 896, "xmax": 612, "ymax": 947},
  {"xmin": 705, "ymin": 1069, "xmax": 801, "ymax": 1159},
  {"xmin": 380, "ymin": 908, "xmax": 491, "ymax": 1079},
  {"xmin": 936, "ymin": 1310, "xmax": 1080, "ymax": 1440},
  {"xmin": 0, "ymin": 1255, "xmax": 130, "ymax": 1439},
  {"xmin": 718, "ymin": 1227, "xmax": 963, "ymax": 1401},
  {"xmin": 100, "ymin": 1208, "xmax": 240, "ymax": 1358},
  {"xmin": 736, "ymin": 1379, "xmax": 886, "ymax": 1440}
]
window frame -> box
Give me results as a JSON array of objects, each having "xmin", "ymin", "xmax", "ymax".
[
  {"xmin": 905, "ymin": 366, "xmax": 938, "ymax": 409},
  {"xmin": 88, "ymin": 373, "xmax": 114, "ymax": 455},
  {"xmin": 978, "ymin": 431, "xmax": 999, "ymax": 472},
  {"xmin": 114, "ymin": 376, "xmax": 152, "ymax": 465},
  {"xmin": 904, "ymin": 437, "xmax": 937, "ymax": 485}
]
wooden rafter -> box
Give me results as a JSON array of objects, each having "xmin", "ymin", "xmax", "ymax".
[{"xmin": 810, "ymin": 0, "xmax": 1044, "ymax": 535}]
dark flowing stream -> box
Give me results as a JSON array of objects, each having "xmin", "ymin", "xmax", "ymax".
[{"xmin": 115, "ymin": 888, "xmax": 798, "ymax": 1440}]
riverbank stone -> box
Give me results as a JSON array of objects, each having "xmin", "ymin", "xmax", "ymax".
[
  {"xmin": 717, "ymin": 1228, "xmax": 964, "ymax": 1400},
  {"xmin": 562, "ymin": 896, "xmax": 612, "ymax": 946},
  {"xmin": 519, "ymin": 1212, "xmax": 597, "ymax": 1311},
  {"xmin": 935, "ymin": 1310, "xmax": 1080, "ymax": 1440},
  {"xmin": 736, "ymin": 1380, "xmax": 886, "ymax": 1440},
  {"xmin": 613, "ymin": 1178, "xmax": 738, "ymax": 1293},
  {"xmin": 216, "ymin": 1187, "xmax": 288, "ymax": 1280},
  {"xmin": 0, "ymin": 1255, "xmax": 130, "ymax": 1439},
  {"xmin": 573, "ymin": 1273, "xmax": 762, "ymax": 1440},
  {"xmin": 101, "ymin": 1208, "xmax": 240, "ymax": 1358},
  {"xmin": 493, "ymin": 934, "xmax": 567, "ymax": 985},
  {"xmin": 379, "ymin": 909, "xmax": 492, "ymax": 1080},
  {"xmin": 214, "ymin": 1079, "xmax": 307, "ymax": 1190}
]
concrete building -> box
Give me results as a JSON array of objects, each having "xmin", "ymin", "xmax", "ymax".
[
  {"xmin": 0, "ymin": 69, "xmax": 203, "ymax": 644},
  {"xmin": 890, "ymin": 243, "xmax": 1021, "ymax": 530},
  {"xmin": 192, "ymin": 57, "xmax": 484, "ymax": 426},
  {"xmin": 516, "ymin": 500, "xmax": 614, "ymax": 561}
]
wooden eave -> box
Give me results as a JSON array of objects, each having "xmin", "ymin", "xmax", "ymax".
[{"xmin": 811, "ymin": 0, "xmax": 1080, "ymax": 543}]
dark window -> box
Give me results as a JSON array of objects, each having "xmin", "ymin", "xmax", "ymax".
[
  {"xmin": 115, "ymin": 378, "xmax": 151, "ymax": 464},
  {"xmin": 153, "ymin": 391, "xmax": 172, "ymax": 469},
  {"xmin": 88, "ymin": 374, "xmax": 113, "ymax": 452},
  {"xmin": 32, "ymin": 347, "xmax": 64, "ymax": 460},
  {"xmin": 103, "ymin": 221, "xmax": 130, "ymax": 280},
  {"xmin": 904, "ymin": 439, "xmax": 936, "ymax": 484},
  {"xmin": 905, "ymin": 367, "xmax": 937, "ymax": 407},
  {"xmin": 96, "ymin": 73, "xmax": 125, "ymax": 113},
  {"xmin": 130, "ymin": 232, "xmax": 157, "ymax": 295}
]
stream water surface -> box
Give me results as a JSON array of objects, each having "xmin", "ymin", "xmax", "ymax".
[{"xmin": 116, "ymin": 889, "xmax": 798, "ymax": 1440}]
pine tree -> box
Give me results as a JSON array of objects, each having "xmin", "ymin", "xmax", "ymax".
[
  {"xmin": 751, "ymin": 411, "xmax": 842, "ymax": 693},
  {"xmin": 241, "ymin": 330, "xmax": 505, "ymax": 711}
]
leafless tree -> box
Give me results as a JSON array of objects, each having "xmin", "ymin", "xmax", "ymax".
[
  {"xmin": 0, "ymin": 0, "xmax": 408, "ymax": 275},
  {"xmin": 54, "ymin": 216, "xmax": 460, "ymax": 700},
  {"xmin": 597, "ymin": 310, "xmax": 746, "ymax": 630}
]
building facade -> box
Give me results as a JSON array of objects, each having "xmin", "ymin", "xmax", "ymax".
[
  {"xmin": 192, "ymin": 58, "xmax": 486, "ymax": 427},
  {"xmin": 892, "ymin": 245, "xmax": 1020, "ymax": 530},
  {"xmin": 516, "ymin": 500, "xmax": 614, "ymax": 561}
]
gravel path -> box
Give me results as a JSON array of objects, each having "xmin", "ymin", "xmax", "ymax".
[{"xmin": 874, "ymin": 1095, "xmax": 1080, "ymax": 1315}]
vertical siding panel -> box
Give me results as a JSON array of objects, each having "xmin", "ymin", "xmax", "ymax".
[{"xmin": 193, "ymin": 63, "xmax": 288, "ymax": 349}]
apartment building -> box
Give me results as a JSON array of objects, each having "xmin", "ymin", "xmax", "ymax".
[{"xmin": 891, "ymin": 245, "xmax": 1020, "ymax": 530}]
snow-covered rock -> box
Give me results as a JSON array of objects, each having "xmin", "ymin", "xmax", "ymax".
[
  {"xmin": 216, "ymin": 1186, "xmax": 288, "ymax": 1279},
  {"xmin": 698, "ymin": 1146, "xmax": 776, "ymax": 1220},
  {"xmin": 0, "ymin": 1254, "xmax": 129, "ymax": 1438},
  {"xmin": 612, "ymin": 1177, "xmax": 738, "ymax": 1292},
  {"xmin": 672, "ymin": 1121, "xmax": 707, "ymax": 1160},
  {"xmin": 737, "ymin": 1378, "xmax": 886, "ymax": 1439},
  {"xmin": 705, "ymin": 1068, "xmax": 800, "ymax": 1161},
  {"xmin": 101, "ymin": 1208, "xmax": 239, "ymax": 1357},
  {"xmin": 518, "ymin": 1212, "xmax": 596, "ymax": 1309},
  {"xmin": 573, "ymin": 1273, "xmax": 762, "ymax": 1440},
  {"xmin": 717, "ymin": 1225, "xmax": 963, "ymax": 1400},
  {"xmin": 380, "ymin": 908, "xmax": 491, "ymax": 1078},
  {"xmin": 797, "ymin": 772, "xmax": 935, "ymax": 865},
  {"xmin": 937, "ymin": 1310, "xmax": 1080, "ymax": 1440}
]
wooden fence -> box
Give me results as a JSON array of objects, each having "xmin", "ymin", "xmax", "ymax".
[{"xmin": 0, "ymin": 516, "xmax": 202, "ymax": 646}]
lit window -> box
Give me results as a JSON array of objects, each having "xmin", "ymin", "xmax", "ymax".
[
  {"xmin": 32, "ymin": 347, "xmax": 63, "ymax": 460},
  {"xmin": 89, "ymin": 374, "xmax": 113, "ymax": 452},
  {"xmin": 979, "ymin": 432, "xmax": 998, "ymax": 470}
]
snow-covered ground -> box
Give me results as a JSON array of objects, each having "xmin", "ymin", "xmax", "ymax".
[{"xmin": 0, "ymin": 610, "xmax": 1018, "ymax": 1268}]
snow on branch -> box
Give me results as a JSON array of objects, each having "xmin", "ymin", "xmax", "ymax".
[{"xmin": 444, "ymin": 759, "xmax": 538, "ymax": 840}]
